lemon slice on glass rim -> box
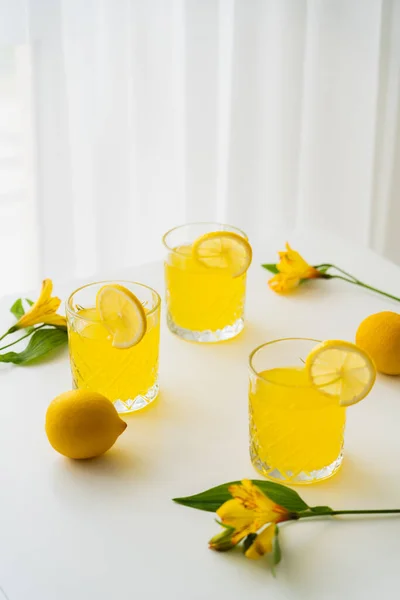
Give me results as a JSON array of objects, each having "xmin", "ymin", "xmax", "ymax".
[
  {"xmin": 305, "ymin": 340, "xmax": 376, "ymax": 407},
  {"xmin": 192, "ymin": 231, "xmax": 252, "ymax": 277},
  {"xmin": 96, "ymin": 284, "xmax": 147, "ymax": 349}
]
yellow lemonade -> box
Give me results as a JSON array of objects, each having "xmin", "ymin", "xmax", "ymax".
[
  {"xmin": 249, "ymin": 367, "xmax": 346, "ymax": 482},
  {"xmin": 67, "ymin": 281, "xmax": 161, "ymax": 413},
  {"xmin": 165, "ymin": 243, "xmax": 247, "ymax": 332}
]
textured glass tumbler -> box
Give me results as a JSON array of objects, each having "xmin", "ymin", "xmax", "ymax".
[
  {"xmin": 66, "ymin": 281, "xmax": 161, "ymax": 413},
  {"xmin": 249, "ymin": 338, "xmax": 346, "ymax": 484},
  {"xmin": 163, "ymin": 222, "xmax": 248, "ymax": 342}
]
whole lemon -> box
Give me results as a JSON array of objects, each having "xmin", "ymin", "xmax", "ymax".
[
  {"xmin": 356, "ymin": 311, "xmax": 400, "ymax": 375},
  {"xmin": 45, "ymin": 389, "xmax": 127, "ymax": 459}
]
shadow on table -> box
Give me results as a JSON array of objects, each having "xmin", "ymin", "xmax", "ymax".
[
  {"xmin": 51, "ymin": 445, "xmax": 139, "ymax": 482},
  {"xmin": 49, "ymin": 444, "xmax": 145, "ymax": 508},
  {"xmin": 48, "ymin": 390, "xmax": 182, "ymax": 503},
  {"xmin": 49, "ymin": 446, "xmax": 163, "ymax": 518},
  {"xmin": 312, "ymin": 454, "xmax": 391, "ymax": 501},
  {"xmin": 219, "ymin": 320, "xmax": 320, "ymax": 352}
]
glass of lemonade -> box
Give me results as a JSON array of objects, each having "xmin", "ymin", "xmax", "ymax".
[
  {"xmin": 249, "ymin": 338, "xmax": 346, "ymax": 484},
  {"xmin": 163, "ymin": 223, "xmax": 252, "ymax": 342},
  {"xmin": 66, "ymin": 281, "xmax": 161, "ymax": 413}
]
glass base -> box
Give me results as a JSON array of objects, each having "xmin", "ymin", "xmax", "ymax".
[
  {"xmin": 250, "ymin": 446, "xmax": 343, "ymax": 485},
  {"xmin": 72, "ymin": 380, "xmax": 159, "ymax": 414},
  {"xmin": 167, "ymin": 312, "xmax": 244, "ymax": 343},
  {"xmin": 113, "ymin": 380, "xmax": 159, "ymax": 414}
]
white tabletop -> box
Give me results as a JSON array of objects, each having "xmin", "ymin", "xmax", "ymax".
[{"xmin": 0, "ymin": 228, "xmax": 400, "ymax": 600}]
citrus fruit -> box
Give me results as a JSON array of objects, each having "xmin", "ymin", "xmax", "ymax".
[
  {"xmin": 96, "ymin": 284, "xmax": 146, "ymax": 348},
  {"xmin": 45, "ymin": 389, "xmax": 127, "ymax": 459},
  {"xmin": 305, "ymin": 340, "xmax": 376, "ymax": 407},
  {"xmin": 356, "ymin": 311, "xmax": 400, "ymax": 375},
  {"xmin": 192, "ymin": 231, "xmax": 252, "ymax": 277}
]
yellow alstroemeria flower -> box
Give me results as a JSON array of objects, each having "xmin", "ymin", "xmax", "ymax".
[
  {"xmin": 277, "ymin": 243, "xmax": 319, "ymax": 278},
  {"xmin": 268, "ymin": 243, "xmax": 321, "ymax": 294},
  {"xmin": 245, "ymin": 523, "xmax": 276, "ymax": 560},
  {"xmin": 14, "ymin": 279, "xmax": 66, "ymax": 330},
  {"xmin": 214, "ymin": 480, "xmax": 290, "ymax": 547},
  {"xmin": 268, "ymin": 272, "xmax": 301, "ymax": 293}
]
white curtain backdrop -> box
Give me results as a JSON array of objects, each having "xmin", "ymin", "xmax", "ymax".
[{"xmin": 0, "ymin": 0, "xmax": 400, "ymax": 291}]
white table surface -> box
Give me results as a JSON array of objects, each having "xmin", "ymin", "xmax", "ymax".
[{"xmin": 1, "ymin": 228, "xmax": 400, "ymax": 600}]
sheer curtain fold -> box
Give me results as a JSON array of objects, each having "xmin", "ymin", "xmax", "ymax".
[
  {"xmin": 297, "ymin": 0, "xmax": 383, "ymax": 246},
  {"xmin": 0, "ymin": 0, "xmax": 399, "ymax": 287},
  {"xmin": 370, "ymin": 0, "xmax": 400, "ymax": 263},
  {"xmin": 226, "ymin": 0, "xmax": 307, "ymax": 238}
]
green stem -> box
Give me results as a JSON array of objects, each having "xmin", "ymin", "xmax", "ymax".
[
  {"xmin": 316, "ymin": 263, "xmax": 400, "ymax": 301},
  {"xmin": 299, "ymin": 509, "xmax": 400, "ymax": 519},
  {"xmin": 0, "ymin": 324, "xmax": 45, "ymax": 352},
  {"xmin": 314, "ymin": 263, "xmax": 332, "ymax": 269},
  {"xmin": 330, "ymin": 509, "xmax": 400, "ymax": 516},
  {"xmin": 331, "ymin": 275, "xmax": 400, "ymax": 303},
  {"xmin": 314, "ymin": 263, "xmax": 359, "ymax": 282},
  {"xmin": 0, "ymin": 329, "xmax": 13, "ymax": 343}
]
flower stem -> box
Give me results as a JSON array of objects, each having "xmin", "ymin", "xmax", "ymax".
[
  {"xmin": 331, "ymin": 275, "xmax": 400, "ymax": 303},
  {"xmin": 0, "ymin": 324, "xmax": 45, "ymax": 352},
  {"xmin": 0, "ymin": 329, "xmax": 12, "ymax": 343},
  {"xmin": 329, "ymin": 509, "xmax": 400, "ymax": 516},
  {"xmin": 315, "ymin": 263, "xmax": 400, "ymax": 301},
  {"xmin": 314, "ymin": 263, "xmax": 359, "ymax": 282},
  {"xmin": 299, "ymin": 509, "xmax": 400, "ymax": 519}
]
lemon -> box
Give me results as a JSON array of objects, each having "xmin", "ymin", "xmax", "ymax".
[
  {"xmin": 356, "ymin": 311, "xmax": 400, "ymax": 375},
  {"xmin": 192, "ymin": 231, "xmax": 252, "ymax": 277},
  {"xmin": 45, "ymin": 389, "xmax": 127, "ymax": 459},
  {"xmin": 96, "ymin": 284, "xmax": 147, "ymax": 348},
  {"xmin": 305, "ymin": 340, "xmax": 376, "ymax": 407}
]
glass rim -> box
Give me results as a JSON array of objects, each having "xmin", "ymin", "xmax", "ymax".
[
  {"xmin": 249, "ymin": 337, "xmax": 321, "ymax": 387},
  {"xmin": 66, "ymin": 280, "xmax": 161, "ymax": 323},
  {"xmin": 162, "ymin": 221, "xmax": 248, "ymax": 253}
]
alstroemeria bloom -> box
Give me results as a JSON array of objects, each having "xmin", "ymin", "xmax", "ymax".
[
  {"xmin": 244, "ymin": 523, "xmax": 277, "ymax": 560},
  {"xmin": 268, "ymin": 272, "xmax": 301, "ymax": 293},
  {"xmin": 14, "ymin": 279, "xmax": 66, "ymax": 330},
  {"xmin": 211, "ymin": 480, "xmax": 290, "ymax": 551},
  {"xmin": 268, "ymin": 243, "xmax": 321, "ymax": 294}
]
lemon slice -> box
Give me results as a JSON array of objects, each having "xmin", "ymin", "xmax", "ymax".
[
  {"xmin": 305, "ymin": 340, "xmax": 376, "ymax": 407},
  {"xmin": 192, "ymin": 231, "xmax": 252, "ymax": 277},
  {"xmin": 96, "ymin": 284, "xmax": 147, "ymax": 349}
]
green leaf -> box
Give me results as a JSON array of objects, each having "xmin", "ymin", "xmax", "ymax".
[
  {"xmin": 10, "ymin": 298, "xmax": 25, "ymax": 319},
  {"xmin": 271, "ymin": 527, "xmax": 281, "ymax": 577},
  {"xmin": 261, "ymin": 264, "xmax": 279, "ymax": 274},
  {"xmin": 9, "ymin": 298, "xmax": 35, "ymax": 333},
  {"xmin": 0, "ymin": 328, "xmax": 68, "ymax": 365},
  {"xmin": 173, "ymin": 479, "xmax": 309, "ymax": 513},
  {"xmin": 10, "ymin": 297, "xmax": 34, "ymax": 319}
]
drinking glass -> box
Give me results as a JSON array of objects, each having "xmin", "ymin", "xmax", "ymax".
[
  {"xmin": 249, "ymin": 338, "xmax": 346, "ymax": 484},
  {"xmin": 66, "ymin": 281, "xmax": 161, "ymax": 413},
  {"xmin": 163, "ymin": 222, "xmax": 248, "ymax": 342}
]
